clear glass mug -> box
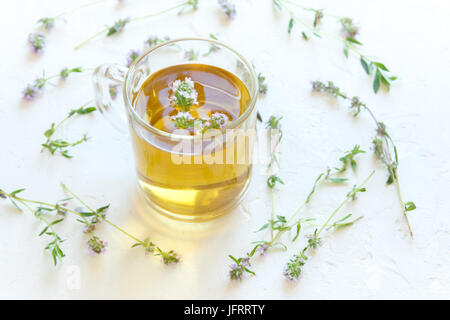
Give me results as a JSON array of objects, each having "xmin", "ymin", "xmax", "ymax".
[{"xmin": 93, "ymin": 38, "xmax": 258, "ymax": 221}]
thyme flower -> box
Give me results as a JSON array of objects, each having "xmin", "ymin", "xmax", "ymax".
[
  {"xmin": 126, "ymin": 49, "xmax": 141, "ymax": 67},
  {"xmin": 144, "ymin": 35, "xmax": 170, "ymax": 48},
  {"xmin": 22, "ymin": 83, "xmax": 41, "ymax": 100},
  {"xmin": 156, "ymin": 248, "xmax": 181, "ymax": 265},
  {"xmin": 218, "ymin": 0, "xmax": 236, "ymax": 19},
  {"xmin": 37, "ymin": 17, "xmax": 55, "ymax": 30},
  {"xmin": 59, "ymin": 67, "xmax": 83, "ymax": 79},
  {"xmin": 28, "ymin": 32, "xmax": 46, "ymax": 53},
  {"xmin": 258, "ymin": 73, "xmax": 268, "ymax": 94},
  {"xmin": 209, "ymin": 112, "xmax": 229, "ymax": 129},
  {"xmin": 229, "ymin": 255, "xmax": 255, "ymax": 280},
  {"xmin": 107, "ymin": 17, "xmax": 130, "ymax": 36},
  {"xmin": 171, "ymin": 112, "xmax": 195, "ymax": 129},
  {"xmin": 170, "ymin": 77, "xmax": 198, "ymax": 111},
  {"xmin": 340, "ymin": 17, "xmax": 359, "ymax": 39},
  {"xmin": 87, "ymin": 236, "xmax": 107, "ymax": 254},
  {"xmin": 283, "ymin": 254, "xmax": 305, "ymax": 281}
]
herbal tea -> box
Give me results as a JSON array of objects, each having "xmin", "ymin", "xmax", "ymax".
[{"xmin": 131, "ymin": 63, "xmax": 253, "ymax": 220}]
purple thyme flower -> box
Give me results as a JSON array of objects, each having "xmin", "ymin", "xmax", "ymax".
[
  {"xmin": 159, "ymin": 249, "xmax": 181, "ymax": 265},
  {"xmin": 87, "ymin": 236, "xmax": 107, "ymax": 255},
  {"xmin": 218, "ymin": 0, "xmax": 236, "ymax": 19},
  {"xmin": 257, "ymin": 243, "xmax": 270, "ymax": 256},
  {"xmin": 37, "ymin": 17, "xmax": 55, "ymax": 31},
  {"xmin": 28, "ymin": 32, "xmax": 46, "ymax": 53},
  {"xmin": 283, "ymin": 254, "xmax": 304, "ymax": 281},
  {"xmin": 22, "ymin": 84, "xmax": 40, "ymax": 100},
  {"xmin": 144, "ymin": 35, "xmax": 170, "ymax": 49},
  {"xmin": 22, "ymin": 76, "xmax": 47, "ymax": 100},
  {"xmin": 126, "ymin": 49, "xmax": 141, "ymax": 67},
  {"xmin": 83, "ymin": 223, "xmax": 96, "ymax": 234},
  {"xmin": 229, "ymin": 263, "xmax": 244, "ymax": 280}
]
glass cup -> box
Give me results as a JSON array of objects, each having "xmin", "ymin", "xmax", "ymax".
[{"xmin": 93, "ymin": 38, "xmax": 258, "ymax": 221}]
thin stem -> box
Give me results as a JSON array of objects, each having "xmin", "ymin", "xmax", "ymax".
[
  {"xmin": 74, "ymin": 1, "xmax": 188, "ymax": 50},
  {"xmin": 270, "ymin": 190, "xmax": 275, "ymax": 240},
  {"xmin": 130, "ymin": 2, "xmax": 187, "ymax": 22},
  {"xmin": 394, "ymin": 177, "xmax": 413, "ymax": 238},
  {"xmin": 317, "ymin": 170, "xmax": 375, "ymax": 236},
  {"xmin": 61, "ymin": 183, "xmax": 144, "ymax": 244},
  {"xmin": 53, "ymin": 0, "xmax": 109, "ymax": 19},
  {"xmin": 74, "ymin": 29, "xmax": 108, "ymax": 50}
]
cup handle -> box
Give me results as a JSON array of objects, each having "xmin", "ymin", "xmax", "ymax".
[{"xmin": 92, "ymin": 63, "xmax": 129, "ymax": 133}]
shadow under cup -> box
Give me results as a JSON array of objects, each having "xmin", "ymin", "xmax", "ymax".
[{"xmin": 95, "ymin": 38, "xmax": 258, "ymax": 222}]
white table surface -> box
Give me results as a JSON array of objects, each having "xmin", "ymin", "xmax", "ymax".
[{"xmin": 1, "ymin": 0, "xmax": 449, "ymax": 299}]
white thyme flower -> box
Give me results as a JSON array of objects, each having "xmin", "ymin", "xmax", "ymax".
[
  {"xmin": 171, "ymin": 111, "xmax": 194, "ymax": 121},
  {"xmin": 169, "ymin": 77, "xmax": 199, "ymax": 108},
  {"xmin": 210, "ymin": 112, "xmax": 229, "ymax": 128}
]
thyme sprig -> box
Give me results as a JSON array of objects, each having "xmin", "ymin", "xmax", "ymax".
[
  {"xmin": 22, "ymin": 66, "xmax": 92, "ymax": 100},
  {"xmin": 284, "ymin": 170, "xmax": 374, "ymax": 281},
  {"xmin": 36, "ymin": 0, "xmax": 111, "ymax": 32},
  {"xmin": 312, "ymin": 80, "xmax": 416, "ymax": 238},
  {"xmin": 41, "ymin": 102, "xmax": 97, "ymax": 158},
  {"xmin": 228, "ymin": 145, "xmax": 365, "ymax": 280},
  {"xmin": 274, "ymin": 0, "xmax": 396, "ymax": 93},
  {"xmin": 74, "ymin": 0, "xmax": 199, "ymax": 50},
  {"xmin": 0, "ymin": 185, "xmax": 181, "ymax": 266}
]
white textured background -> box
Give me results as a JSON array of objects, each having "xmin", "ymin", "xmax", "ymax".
[{"xmin": 0, "ymin": 0, "xmax": 449, "ymax": 299}]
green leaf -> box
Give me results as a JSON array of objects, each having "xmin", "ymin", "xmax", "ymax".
[
  {"xmin": 292, "ymin": 223, "xmax": 301, "ymax": 242},
  {"xmin": 327, "ymin": 178, "xmax": 348, "ymax": 183},
  {"xmin": 96, "ymin": 205, "xmax": 110, "ymax": 215},
  {"xmin": 79, "ymin": 211, "xmax": 95, "ymax": 217},
  {"xmin": 379, "ymin": 73, "xmax": 391, "ymax": 89},
  {"xmin": 228, "ymin": 255, "xmax": 239, "ymax": 264},
  {"xmin": 49, "ymin": 218, "xmax": 64, "ymax": 226},
  {"xmin": 44, "ymin": 124, "xmax": 55, "ymax": 138},
  {"xmin": 301, "ymin": 32, "xmax": 308, "ymax": 40},
  {"xmin": 267, "ymin": 175, "xmax": 284, "ymax": 188},
  {"xmin": 256, "ymin": 223, "xmax": 269, "ymax": 232},
  {"xmin": 360, "ymin": 57, "xmax": 370, "ymax": 75},
  {"xmin": 373, "ymin": 71, "xmax": 381, "ymax": 93},
  {"xmin": 288, "ymin": 17, "xmax": 294, "ymax": 34},
  {"xmin": 11, "ymin": 188, "xmax": 25, "ymax": 196},
  {"xmin": 373, "ymin": 62, "xmax": 389, "ymax": 71},
  {"xmin": 405, "ymin": 202, "xmax": 416, "ymax": 211},
  {"xmin": 346, "ymin": 37, "xmax": 362, "ymax": 45},
  {"xmin": 77, "ymin": 107, "xmax": 97, "ymax": 114},
  {"xmin": 39, "ymin": 226, "xmax": 49, "ymax": 236},
  {"xmin": 386, "ymin": 173, "xmax": 394, "ymax": 185}
]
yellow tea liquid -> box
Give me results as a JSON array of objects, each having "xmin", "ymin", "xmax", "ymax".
[{"xmin": 131, "ymin": 63, "xmax": 253, "ymax": 220}]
